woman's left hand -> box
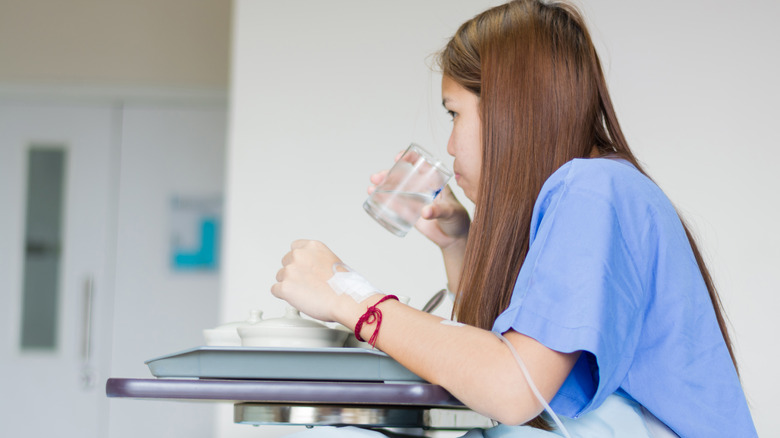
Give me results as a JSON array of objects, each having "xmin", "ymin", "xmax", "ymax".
[{"xmin": 271, "ymin": 240, "xmax": 357, "ymax": 322}]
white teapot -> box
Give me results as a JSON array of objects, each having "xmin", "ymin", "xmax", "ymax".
[{"xmin": 237, "ymin": 307, "xmax": 348, "ymax": 348}]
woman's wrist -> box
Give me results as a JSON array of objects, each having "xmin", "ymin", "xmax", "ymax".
[
  {"xmin": 440, "ymin": 234, "xmax": 468, "ymax": 255},
  {"xmin": 353, "ymin": 294, "xmax": 400, "ymax": 346},
  {"xmin": 441, "ymin": 237, "xmax": 467, "ymax": 293},
  {"xmin": 334, "ymin": 293, "xmax": 384, "ymax": 332}
]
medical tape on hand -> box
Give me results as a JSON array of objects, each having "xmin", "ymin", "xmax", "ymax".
[{"xmin": 327, "ymin": 262, "xmax": 380, "ymax": 303}]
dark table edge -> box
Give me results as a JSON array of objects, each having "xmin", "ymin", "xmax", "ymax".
[{"xmin": 106, "ymin": 378, "xmax": 465, "ymax": 408}]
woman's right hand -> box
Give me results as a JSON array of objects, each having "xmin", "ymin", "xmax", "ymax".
[{"xmin": 368, "ymin": 171, "xmax": 470, "ymax": 250}]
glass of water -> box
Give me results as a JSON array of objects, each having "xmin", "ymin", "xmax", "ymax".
[{"xmin": 363, "ymin": 143, "xmax": 452, "ymax": 237}]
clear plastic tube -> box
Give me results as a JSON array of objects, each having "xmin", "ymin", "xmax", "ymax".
[{"xmin": 495, "ymin": 332, "xmax": 572, "ymax": 438}]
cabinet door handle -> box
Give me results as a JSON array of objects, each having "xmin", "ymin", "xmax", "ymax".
[
  {"xmin": 81, "ymin": 276, "xmax": 96, "ymax": 389},
  {"xmin": 82, "ymin": 276, "xmax": 94, "ymax": 362}
]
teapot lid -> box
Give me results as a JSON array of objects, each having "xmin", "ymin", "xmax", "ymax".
[
  {"xmin": 253, "ymin": 307, "xmax": 326, "ymax": 329},
  {"xmin": 213, "ymin": 309, "xmax": 263, "ymax": 330}
]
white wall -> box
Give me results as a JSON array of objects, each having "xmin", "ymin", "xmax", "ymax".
[
  {"xmin": 582, "ymin": 2, "xmax": 780, "ymax": 435},
  {"xmin": 0, "ymin": 0, "xmax": 230, "ymax": 88},
  {"xmin": 108, "ymin": 102, "xmax": 227, "ymax": 438},
  {"xmin": 0, "ymin": 1, "xmax": 232, "ymax": 436},
  {"xmin": 224, "ymin": 0, "xmax": 780, "ymax": 436}
]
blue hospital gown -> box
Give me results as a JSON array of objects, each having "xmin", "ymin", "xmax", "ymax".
[{"xmin": 492, "ymin": 158, "xmax": 756, "ymax": 437}]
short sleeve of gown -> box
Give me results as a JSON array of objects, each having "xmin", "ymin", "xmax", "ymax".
[{"xmin": 491, "ymin": 161, "xmax": 647, "ymax": 419}]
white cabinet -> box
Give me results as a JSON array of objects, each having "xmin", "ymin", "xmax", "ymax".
[
  {"xmin": 0, "ymin": 96, "xmax": 226, "ymax": 438},
  {"xmin": 0, "ymin": 101, "xmax": 118, "ymax": 438}
]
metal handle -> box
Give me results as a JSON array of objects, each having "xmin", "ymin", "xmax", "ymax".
[
  {"xmin": 422, "ymin": 289, "xmax": 448, "ymax": 314},
  {"xmin": 81, "ymin": 276, "xmax": 96, "ymax": 389}
]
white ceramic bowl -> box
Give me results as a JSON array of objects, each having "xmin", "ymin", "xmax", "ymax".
[
  {"xmin": 203, "ymin": 328, "xmax": 242, "ymax": 346},
  {"xmin": 237, "ymin": 307, "xmax": 348, "ymax": 348},
  {"xmin": 331, "ymin": 323, "xmax": 370, "ymax": 349},
  {"xmin": 203, "ymin": 309, "xmax": 263, "ymax": 346}
]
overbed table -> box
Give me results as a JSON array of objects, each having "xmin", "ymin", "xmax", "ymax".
[{"xmin": 106, "ymin": 347, "xmax": 491, "ymax": 432}]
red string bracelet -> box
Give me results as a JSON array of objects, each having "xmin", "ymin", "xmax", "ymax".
[{"xmin": 354, "ymin": 294, "xmax": 399, "ymax": 347}]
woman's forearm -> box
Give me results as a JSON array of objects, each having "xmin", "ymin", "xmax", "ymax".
[
  {"xmin": 270, "ymin": 240, "xmax": 577, "ymax": 425},
  {"xmin": 336, "ymin": 297, "xmax": 578, "ymax": 425}
]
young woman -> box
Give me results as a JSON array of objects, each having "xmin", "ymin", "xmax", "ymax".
[{"xmin": 271, "ymin": 1, "xmax": 757, "ymax": 436}]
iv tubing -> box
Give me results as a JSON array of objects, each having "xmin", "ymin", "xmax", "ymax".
[{"xmin": 495, "ymin": 332, "xmax": 572, "ymax": 438}]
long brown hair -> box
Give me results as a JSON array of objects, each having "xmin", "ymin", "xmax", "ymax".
[{"xmin": 437, "ymin": 0, "xmax": 736, "ymax": 427}]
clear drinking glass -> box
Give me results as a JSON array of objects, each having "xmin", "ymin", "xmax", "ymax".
[{"xmin": 363, "ymin": 143, "xmax": 452, "ymax": 237}]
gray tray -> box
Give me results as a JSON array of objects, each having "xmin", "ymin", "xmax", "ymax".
[{"xmin": 145, "ymin": 347, "xmax": 425, "ymax": 383}]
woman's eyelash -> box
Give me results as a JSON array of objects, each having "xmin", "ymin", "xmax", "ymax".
[{"xmin": 446, "ymin": 110, "xmax": 456, "ymax": 120}]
